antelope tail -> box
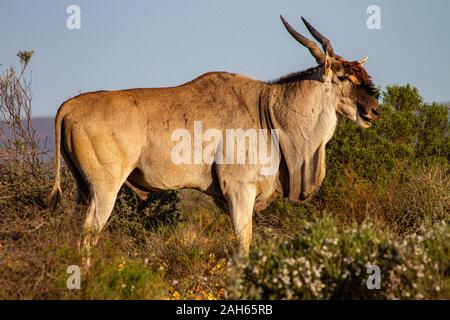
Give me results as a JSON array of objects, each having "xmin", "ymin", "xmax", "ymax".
[{"xmin": 48, "ymin": 111, "xmax": 63, "ymax": 210}]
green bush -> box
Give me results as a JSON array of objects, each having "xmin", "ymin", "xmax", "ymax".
[
  {"xmin": 227, "ymin": 216, "xmax": 450, "ymax": 299},
  {"xmin": 316, "ymin": 84, "xmax": 449, "ymax": 223},
  {"xmin": 324, "ymin": 84, "xmax": 448, "ymax": 186},
  {"xmin": 383, "ymin": 84, "xmax": 422, "ymax": 113},
  {"xmin": 416, "ymin": 102, "xmax": 450, "ymax": 159}
]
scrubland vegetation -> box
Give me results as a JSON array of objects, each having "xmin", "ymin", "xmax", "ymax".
[{"xmin": 0, "ymin": 56, "xmax": 448, "ymax": 299}]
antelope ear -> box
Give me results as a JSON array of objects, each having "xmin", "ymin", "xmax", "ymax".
[
  {"xmin": 322, "ymin": 54, "xmax": 333, "ymax": 81},
  {"xmin": 358, "ymin": 56, "xmax": 368, "ymax": 65}
]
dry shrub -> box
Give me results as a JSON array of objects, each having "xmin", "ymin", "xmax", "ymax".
[
  {"xmin": 325, "ymin": 162, "xmax": 449, "ymax": 233},
  {"xmin": 0, "ymin": 57, "xmax": 81, "ymax": 298}
]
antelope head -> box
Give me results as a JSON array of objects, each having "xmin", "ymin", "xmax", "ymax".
[{"xmin": 280, "ymin": 16, "xmax": 381, "ymax": 128}]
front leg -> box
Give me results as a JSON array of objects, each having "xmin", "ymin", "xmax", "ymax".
[{"xmin": 225, "ymin": 184, "xmax": 257, "ymax": 256}]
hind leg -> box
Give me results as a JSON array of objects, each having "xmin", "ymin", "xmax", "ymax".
[
  {"xmin": 81, "ymin": 170, "xmax": 125, "ymax": 267},
  {"xmin": 80, "ymin": 176, "xmax": 124, "ymax": 268},
  {"xmin": 64, "ymin": 125, "xmax": 141, "ymax": 268},
  {"xmin": 69, "ymin": 147, "xmax": 130, "ymax": 267}
]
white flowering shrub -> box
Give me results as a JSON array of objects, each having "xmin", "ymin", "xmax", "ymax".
[{"xmin": 227, "ymin": 216, "xmax": 450, "ymax": 299}]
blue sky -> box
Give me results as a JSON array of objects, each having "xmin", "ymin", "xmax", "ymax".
[{"xmin": 1, "ymin": 0, "xmax": 449, "ymax": 117}]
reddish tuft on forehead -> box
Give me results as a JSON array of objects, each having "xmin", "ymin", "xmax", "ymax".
[
  {"xmin": 343, "ymin": 61, "xmax": 377, "ymax": 95},
  {"xmin": 343, "ymin": 62, "xmax": 370, "ymax": 85}
]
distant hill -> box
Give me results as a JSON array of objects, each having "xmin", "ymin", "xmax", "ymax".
[{"xmin": 31, "ymin": 117, "xmax": 54, "ymax": 151}]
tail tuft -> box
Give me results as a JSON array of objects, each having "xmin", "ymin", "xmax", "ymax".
[{"xmin": 48, "ymin": 182, "xmax": 62, "ymax": 210}]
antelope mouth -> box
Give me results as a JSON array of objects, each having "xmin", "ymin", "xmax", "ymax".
[
  {"xmin": 358, "ymin": 111, "xmax": 372, "ymax": 127},
  {"xmin": 359, "ymin": 112, "xmax": 371, "ymax": 122}
]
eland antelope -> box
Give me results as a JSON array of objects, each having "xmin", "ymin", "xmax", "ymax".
[{"xmin": 49, "ymin": 16, "xmax": 380, "ymax": 263}]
